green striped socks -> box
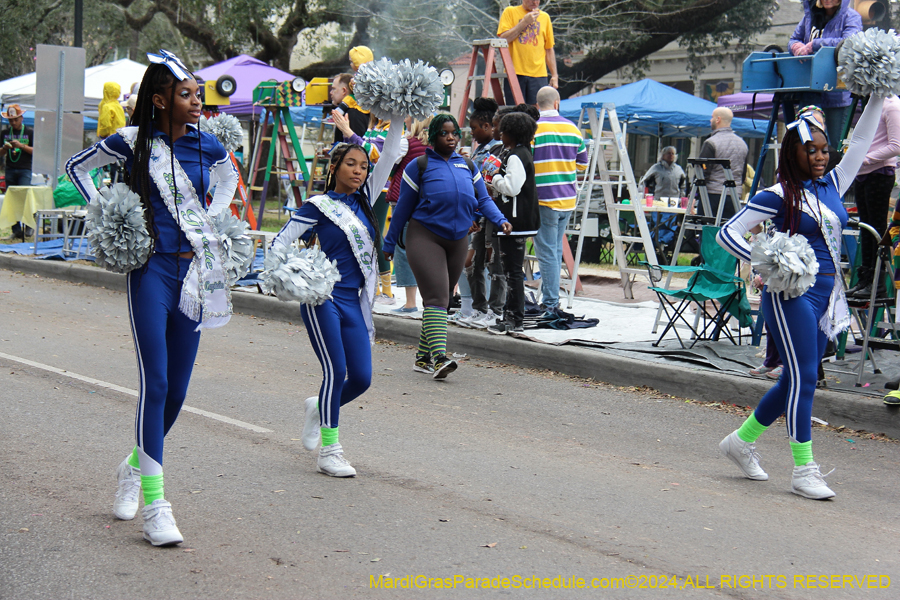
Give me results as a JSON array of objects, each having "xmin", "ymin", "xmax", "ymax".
[{"xmin": 422, "ymin": 306, "xmax": 448, "ymax": 357}]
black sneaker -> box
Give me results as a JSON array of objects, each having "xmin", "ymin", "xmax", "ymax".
[
  {"xmin": 488, "ymin": 321, "xmax": 511, "ymax": 335},
  {"xmin": 511, "ymin": 324, "xmax": 524, "ymax": 333},
  {"xmin": 413, "ymin": 356, "xmax": 434, "ymax": 374},
  {"xmin": 432, "ymin": 354, "xmax": 458, "ymax": 380}
]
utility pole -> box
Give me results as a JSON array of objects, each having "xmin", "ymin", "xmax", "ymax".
[{"xmin": 74, "ymin": 0, "xmax": 83, "ymax": 47}]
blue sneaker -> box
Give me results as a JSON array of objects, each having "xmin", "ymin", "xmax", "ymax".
[{"xmin": 392, "ymin": 306, "xmax": 418, "ymax": 313}]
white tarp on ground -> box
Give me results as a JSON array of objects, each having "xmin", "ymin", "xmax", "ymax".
[
  {"xmin": 372, "ymin": 292, "xmax": 663, "ymax": 345},
  {"xmin": 0, "ymin": 58, "xmax": 148, "ymax": 117}
]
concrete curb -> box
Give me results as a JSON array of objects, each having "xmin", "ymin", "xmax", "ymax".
[{"xmin": 3, "ymin": 252, "xmax": 898, "ymax": 439}]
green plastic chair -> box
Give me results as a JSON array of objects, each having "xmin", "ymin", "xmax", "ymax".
[{"xmin": 647, "ymin": 226, "xmax": 753, "ymax": 348}]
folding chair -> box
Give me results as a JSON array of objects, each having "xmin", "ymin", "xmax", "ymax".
[{"xmin": 647, "ymin": 225, "xmax": 753, "ymax": 348}]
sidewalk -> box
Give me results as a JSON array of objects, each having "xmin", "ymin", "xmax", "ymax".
[{"xmin": 2, "ymin": 251, "xmax": 898, "ymax": 439}]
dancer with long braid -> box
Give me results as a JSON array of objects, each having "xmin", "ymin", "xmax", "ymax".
[
  {"xmin": 66, "ymin": 50, "xmax": 239, "ymax": 543},
  {"xmin": 270, "ymin": 122, "xmax": 402, "ymax": 477},
  {"xmin": 716, "ymin": 95, "xmax": 884, "ymax": 500},
  {"xmin": 383, "ymin": 114, "xmax": 512, "ymax": 378}
]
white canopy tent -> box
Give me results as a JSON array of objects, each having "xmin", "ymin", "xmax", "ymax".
[{"xmin": 0, "ymin": 58, "xmax": 148, "ymax": 117}]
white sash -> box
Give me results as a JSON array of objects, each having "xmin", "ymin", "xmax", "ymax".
[
  {"xmin": 120, "ymin": 126, "xmax": 232, "ymax": 331},
  {"xmin": 307, "ymin": 193, "xmax": 377, "ymax": 344},
  {"xmin": 765, "ymin": 183, "xmax": 849, "ymax": 339}
]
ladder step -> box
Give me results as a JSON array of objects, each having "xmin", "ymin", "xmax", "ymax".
[
  {"xmin": 614, "ymin": 235, "xmax": 644, "ymax": 243},
  {"xmin": 249, "ymin": 186, "xmax": 264, "ymax": 191},
  {"xmin": 260, "ymin": 137, "xmax": 272, "ymax": 141}
]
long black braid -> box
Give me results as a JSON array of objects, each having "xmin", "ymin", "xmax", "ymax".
[
  {"xmin": 129, "ymin": 64, "xmax": 176, "ymax": 256},
  {"xmin": 325, "ymin": 143, "xmax": 381, "ymax": 245}
]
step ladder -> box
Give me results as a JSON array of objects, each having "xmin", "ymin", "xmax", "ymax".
[
  {"xmin": 568, "ymin": 102, "xmax": 659, "ymax": 300},
  {"xmin": 248, "ymin": 81, "xmax": 311, "ymax": 219},
  {"xmin": 651, "ymin": 159, "xmax": 742, "ymax": 333},
  {"xmin": 457, "ymin": 38, "xmax": 524, "ymax": 126}
]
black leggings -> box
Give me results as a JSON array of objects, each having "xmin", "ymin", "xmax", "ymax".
[{"xmin": 406, "ymin": 218, "xmax": 468, "ymax": 308}]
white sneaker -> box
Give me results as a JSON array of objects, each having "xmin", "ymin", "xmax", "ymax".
[
  {"xmin": 719, "ymin": 431, "xmax": 768, "ymax": 481},
  {"xmin": 317, "ymin": 443, "xmax": 357, "ymax": 477},
  {"xmin": 302, "ymin": 396, "xmax": 321, "ymax": 451},
  {"xmin": 141, "ymin": 500, "xmax": 184, "ymax": 546},
  {"xmin": 374, "ymin": 293, "xmax": 395, "ymax": 305},
  {"xmin": 455, "ymin": 310, "xmax": 484, "ymax": 328},
  {"xmin": 113, "ymin": 458, "xmax": 141, "ymax": 520},
  {"xmin": 791, "ymin": 462, "xmax": 836, "ymax": 500},
  {"xmin": 472, "ymin": 310, "xmax": 500, "ymax": 330}
]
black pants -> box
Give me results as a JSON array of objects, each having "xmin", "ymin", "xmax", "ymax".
[
  {"xmin": 468, "ymin": 219, "xmax": 506, "ymax": 314},
  {"xmin": 854, "ymin": 172, "xmax": 894, "ymax": 285},
  {"xmin": 504, "ymin": 75, "xmax": 548, "ymax": 106},
  {"xmin": 498, "ymin": 236, "xmax": 527, "ymax": 327}
]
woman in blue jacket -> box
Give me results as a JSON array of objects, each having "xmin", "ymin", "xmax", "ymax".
[
  {"xmin": 383, "ymin": 114, "xmax": 511, "ymax": 379},
  {"xmin": 789, "ymin": 0, "xmax": 862, "ymax": 146}
]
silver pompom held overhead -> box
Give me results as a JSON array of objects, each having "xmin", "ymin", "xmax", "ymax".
[
  {"xmin": 200, "ymin": 114, "xmax": 244, "ymax": 153},
  {"xmin": 750, "ymin": 232, "xmax": 820, "ymax": 300},
  {"xmin": 259, "ymin": 246, "xmax": 342, "ymax": 306},
  {"xmin": 211, "ymin": 212, "xmax": 254, "ymax": 286},
  {"xmin": 837, "ymin": 28, "xmax": 900, "ymax": 97},
  {"xmin": 352, "ymin": 58, "xmax": 444, "ymax": 121},
  {"xmin": 85, "ymin": 183, "xmax": 153, "ymax": 273}
]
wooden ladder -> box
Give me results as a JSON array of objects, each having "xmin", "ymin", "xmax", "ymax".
[
  {"xmin": 247, "ymin": 105, "xmax": 311, "ymax": 219},
  {"xmin": 457, "ymin": 38, "xmax": 524, "ymax": 126}
]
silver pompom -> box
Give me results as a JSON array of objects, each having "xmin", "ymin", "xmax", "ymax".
[
  {"xmin": 212, "ymin": 211, "xmax": 254, "ymax": 286},
  {"xmin": 259, "ymin": 246, "xmax": 342, "ymax": 305},
  {"xmin": 353, "ymin": 58, "xmax": 444, "ymax": 121},
  {"xmin": 85, "ymin": 183, "xmax": 152, "ymax": 273},
  {"xmin": 203, "ymin": 113, "xmax": 244, "ymax": 153},
  {"xmin": 750, "ymin": 232, "xmax": 819, "ymax": 299},
  {"xmin": 353, "ymin": 58, "xmax": 398, "ymax": 121},
  {"xmin": 837, "ymin": 28, "xmax": 900, "ymax": 97}
]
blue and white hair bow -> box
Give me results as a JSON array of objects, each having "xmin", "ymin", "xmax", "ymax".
[
  {"xmin": 147, "ymin": 49, "xmax": 192, "ymax": 82},
  {"xmin": 786, "ymin": 107, "xmax": 827, "ymax": 143}
]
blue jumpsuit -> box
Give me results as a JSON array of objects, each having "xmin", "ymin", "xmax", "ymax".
[
  {"xmin": 66, "ymin": 125, "xmax": 238, "ymax": 475},
  {"xmin": 270, "ymin": 126, "xmax": 402, "ymax": 429},
  {"xmin": 718, "ymin": 96, "xmax": 883, "ymax": 443}
]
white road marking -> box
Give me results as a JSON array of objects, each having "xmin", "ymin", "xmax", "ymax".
[{"xmin": 0, "ymin": 351, "xmax": 273, "ymax": 433}]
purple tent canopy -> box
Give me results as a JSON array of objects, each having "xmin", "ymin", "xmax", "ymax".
[
  {"xmin": 717, "ymin": 93, "xmax": 774, "ymax": 120},
  {"xmin": 194, "ymin": 55, "xmax": 295, "ymax": 116}
]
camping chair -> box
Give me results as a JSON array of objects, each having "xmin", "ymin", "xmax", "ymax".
[{"xmin": 646, "ymin": 225, "xmax": 753, "ymax": 348}]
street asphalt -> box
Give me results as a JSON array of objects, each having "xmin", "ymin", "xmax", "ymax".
[{"xmin": 1, "ymin": 252, "xmax": 898, "ymax": 440}]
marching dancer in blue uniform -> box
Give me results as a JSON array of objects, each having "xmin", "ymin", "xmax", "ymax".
[
  {"xmin": 717, "ymin": 96, "xmax": 883, "ymax": 500},
  {"xmin": 67, "ymin": 51, "xmax": 238, "ymax": 543},
  {"xmin": 269, "ymin": 120, "xmax": 403, "ymax": 477}
]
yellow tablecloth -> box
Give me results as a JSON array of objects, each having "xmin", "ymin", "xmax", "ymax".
[{"xmin": 0, "ymin": 186, "xmax": 55, "ymax": 231}]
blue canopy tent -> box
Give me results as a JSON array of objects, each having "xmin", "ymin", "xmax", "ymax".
[{"xmin": 558, "ymin": 79, "xmax": 767, "ymax": 139}]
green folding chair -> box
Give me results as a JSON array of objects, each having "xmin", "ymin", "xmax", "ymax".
[{"xmin": 647, "ymin": 226, "xmax": 753, "ymax": 348}]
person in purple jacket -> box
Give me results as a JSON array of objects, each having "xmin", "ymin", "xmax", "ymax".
[
  {"xmin": 789, "ymin": 0, "xmax": 862, "ymax": 147},
  {"xmin": 383, "ymin": 114, "xmax": 512, "ymax": 379}
]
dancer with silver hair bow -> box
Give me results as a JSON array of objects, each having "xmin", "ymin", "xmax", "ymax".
[
  {"xmin": 67, "ymin": 49, "xmax": 239, "ymax": 545},
  {"xmin": 716, "ymin": 95, "xmax": 884, "ymax": 500}
]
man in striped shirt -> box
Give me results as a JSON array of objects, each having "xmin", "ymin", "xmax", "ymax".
[{"xmin": 532, "ymin": 86, "xmax": 588, "ymax": 313}]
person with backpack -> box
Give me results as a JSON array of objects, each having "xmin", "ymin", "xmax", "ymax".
[
  {"xmin": 486, "ymin": 111, "xmax": 540, "ymax": 335},
  {"xmin": 383, "ymin": 114, "xmax": 512, "ymax": 379}
]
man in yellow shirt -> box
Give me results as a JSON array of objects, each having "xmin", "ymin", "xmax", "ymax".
[{"xmin": 497, "ymin": 0, "xmax": 558, "ymax": 105}]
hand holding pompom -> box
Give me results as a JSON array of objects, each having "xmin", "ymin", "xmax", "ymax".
[
  {"xmin": 750, "ymin": 232, "xmax": 819, "ymax": 299},
  {"xmin": 838, "ymin": 28, "xmax": 900, "ymax": 97},
  {"xmin": 353, "ymin": 58, "xmax": 444, "ymax": 121},
  {"xmin": 259, "ymin": 246, "xmax": 342, "ymax": 305},
  {"xmin": 86, "ymin": 183, "xmax": 152, "ymax": 273},
  {"xmin": 212, "ymin": 211, "xmax": 254, "ymax": 286}
]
